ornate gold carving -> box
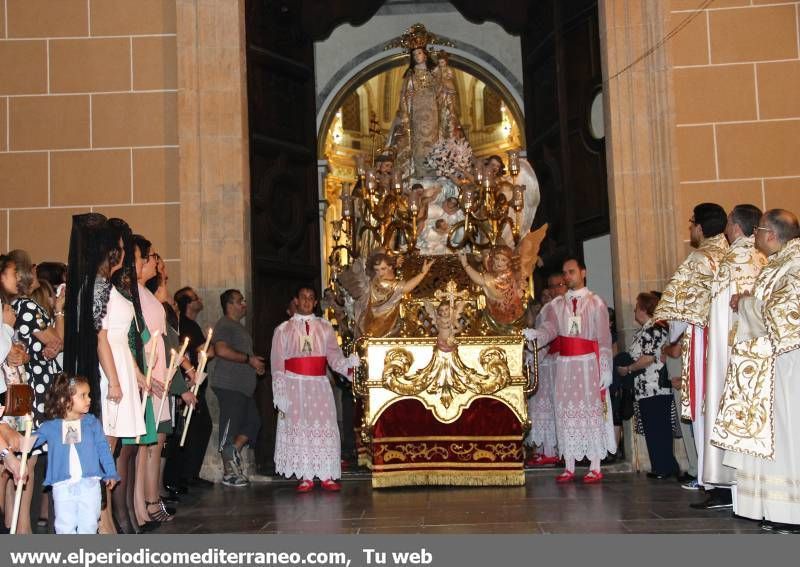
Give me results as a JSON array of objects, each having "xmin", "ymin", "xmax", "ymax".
[
  {"xmin": 356, "ymin": 334, "xmax": 529, "ymax": 430},
  {"xmin": 381, "ymin": 345, "xmax": 511, "ymax": 409}
]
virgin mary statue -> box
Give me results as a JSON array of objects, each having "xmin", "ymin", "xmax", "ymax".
[{"xmin": 386, "ymin": 24, "xmax": 467, "ymax": 180}]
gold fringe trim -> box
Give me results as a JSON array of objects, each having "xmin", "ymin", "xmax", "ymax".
[
  {"xmin": 374, "ymin": 462, "xmax": 521, "ymax": 471},
  {"xmin": 372, "ymin": 469, "xmax": 525, "ymax": 488}
]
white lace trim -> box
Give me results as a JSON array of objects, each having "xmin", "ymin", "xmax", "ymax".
[
  {"xmin": 274, "ymin": 418, "xmax": 341, "ymax": 481},
  {"xmin": 555, "ymin": 398, "xmax": 613, "ymax": 461}
]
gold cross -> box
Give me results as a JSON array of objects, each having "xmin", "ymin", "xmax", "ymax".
[{"xmin": 434, "ymin": 280, "xmax": 470, "ymax": 326}]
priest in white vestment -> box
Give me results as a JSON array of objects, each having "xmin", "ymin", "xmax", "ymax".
[
  {"xmin": 711, "ymin": 210, "xmax": 800, "ymax": 534},
  {"xmin": 525, "ymin": 258, "xmax": 615, "ymax": 483},
  {"xmin": 700, "ymin": 205, "xmax": 766, "ymax": 506},
  {"xmin": 525, "ymin": 272, "xmax": 567, "ymax": 466},
  {"xmin": 653, "ymin": 203, "xmax": 728, "ymax": 503},
  {"xmin": 271, "ymin": 286, "xmax": 360, "ymax": 493}
]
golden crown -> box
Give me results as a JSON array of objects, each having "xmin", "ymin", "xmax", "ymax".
[{"xmin": 384, "ymin": 23, "xmax": 454, "ymax": 52}]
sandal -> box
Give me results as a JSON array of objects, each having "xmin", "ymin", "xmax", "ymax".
[{"xmin": 145, "ymin": 500, "xmax": 174, "ymax": 523}]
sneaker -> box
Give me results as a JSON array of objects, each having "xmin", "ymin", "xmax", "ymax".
[
  {"xmin": 689, "ymin": 491, "xmax": 733, "ymax": 510},
  {"xmin": 222, "ymin": 473, "xmax": 248, "ymax": 487},
  {"xmin": 681, "ymin": 479, "xmax": 701, "ymax": 490},
  {"xmin": 233, "ymin": 447, "xmax": 248, "ymax": 480}
]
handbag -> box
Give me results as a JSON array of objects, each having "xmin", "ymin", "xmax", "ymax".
[{"xmin": 3, "ymin": 382, "xmax": 34, "ymax": 417}]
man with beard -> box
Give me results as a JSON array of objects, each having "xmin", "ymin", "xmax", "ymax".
[{"xmin": 524, "ymin": 259, "xmax": 616, "ymax": 483}]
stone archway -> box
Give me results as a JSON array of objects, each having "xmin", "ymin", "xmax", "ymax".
[
  {"xmin": 174, "ymin": 0, "xmax": 681, "ymax": 478},
  {"xmin": 316, "ymin": 38, "xmax": 526, "ymax": 146}
]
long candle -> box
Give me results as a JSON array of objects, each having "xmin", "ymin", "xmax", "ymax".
[
  {"xmin": 181, "ymin": 350, "xmax": 208, "ymax": 446},
  {"xmin": 10, "ymin": 415, "xmax": 33, "ymax": 534},
  {"xmin": 137, "ymin": 330, "xmax": 161, "ymax": 442},
  {"xmin": 201, "ymin": 327, "xmax": 213, "ymax": 355},
  {"xmin": 183, "ymin": 330, "xmax": 212, "ymax": 417},
  {"xmin": 156, "ymin": 348, "xmax": 178, "ymax": 422}
]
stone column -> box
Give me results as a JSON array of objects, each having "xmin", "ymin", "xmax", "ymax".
[
  {"xmin": 600, "ymin": 1, "xmax": 687, "ymax": 471},
  {"xmin": 177, "ymin": 0, "xmax": 251, "ymax": 325},
  {"xmin": 599, "ymin": 0, "xmax": 681, "ymax": 342},
  {"xmin": 176, "ymin": 0, "xmax": 251, "ymax": 481}
]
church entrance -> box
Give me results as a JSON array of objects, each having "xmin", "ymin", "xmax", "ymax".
[{"xmin": 243, "ymin": 0, "xmax": 611, "ymax": 475}]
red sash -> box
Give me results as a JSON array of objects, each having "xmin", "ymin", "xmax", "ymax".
[
  {"xmin": 285, "ymin": 356, "xmax": 327, "ymax": 376},
  {"xmin": 687, "ymin": 326, "xmax": 707, "ymax": 422},
  {"xmin": 549, "ymin": 336, "xmax": 605, "ymax": 401}
]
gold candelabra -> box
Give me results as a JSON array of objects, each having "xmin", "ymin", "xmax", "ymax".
[
  {"xmin": 447, "ymin": 149, "xmax": 526, "ymax": 251},
  {"xmin": 330, "ymin": 148, "xmax": 526, "ymax": 278}
]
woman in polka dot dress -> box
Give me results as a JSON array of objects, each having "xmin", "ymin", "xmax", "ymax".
[
  {"xmin": 8, "ymin": 251, "xmax": 63, "ymax": 428},
  {"xmin": 6, "ymin": 250, "xmax": 63, "ymax": 534}
]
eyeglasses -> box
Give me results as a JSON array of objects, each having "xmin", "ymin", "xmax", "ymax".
[
  {"xmin": 754, "ymin": 226, "xmax": 773, "ymax": 233},
  {"xmin": 688, "ymin": 218, "xmax": 697, "ymax": 226}
]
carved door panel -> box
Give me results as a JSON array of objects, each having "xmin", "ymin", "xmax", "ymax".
[
  {"xmin": 245, "ymin": 0, "xmax": 385, "ymax": 474},
  {"xmin": 522, "ymin": 0, "xmax": 608, "ymax": 275},
  {"xmin": 246, "ymin": 1, "xmax": 320, "ymax": 473}
]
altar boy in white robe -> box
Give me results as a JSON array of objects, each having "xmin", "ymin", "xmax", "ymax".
[
  {"xmin": 271, "ymin": 286, "xmax": 360, "ymax": 493},
  {"xmin": 525, "ymin": 258, "xmax": 616, "ymax": 483}
]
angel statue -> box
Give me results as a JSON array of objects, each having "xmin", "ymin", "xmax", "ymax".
[
  {"xmin": 458, "ymin": 224, "xmax": 548, "ymax": 333},
  {"xmin": 339, "ymin": 251, "xmax": 435, "ymax": 338}
]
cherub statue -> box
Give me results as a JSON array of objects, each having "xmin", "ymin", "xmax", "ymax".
[
  {"xmin": 458, "ymin": 224, "xmax": 548, "ymax": 333},
  {"xmin": 424, "ymin": 299, "xmax": 466, "ymax": 351},
  {"xmin": 339, "ymin": 251, "xmax": 434, "ymax": 338}
]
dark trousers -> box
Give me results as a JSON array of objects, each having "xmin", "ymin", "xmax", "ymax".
[
  {"xmin": 639, "ymin": 394, "xmax": 679, "ymax": 476},
  {"xmin": 163, "ymin": 396, "xmax": 213, "ymax": 485},
  {"xmin": 338, "ymin": 383, "xmax": 356, "ymax": 462}
]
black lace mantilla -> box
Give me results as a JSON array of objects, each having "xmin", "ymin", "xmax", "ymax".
[{"xmin": 93, "ymin": 277, "xmax": 112, "ymax": 331}]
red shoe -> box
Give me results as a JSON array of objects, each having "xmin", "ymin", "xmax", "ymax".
[
  {"xmin": 320, "ymin": 479, "xmax": 341, "ymax": 492},
  {"xmin": 526, "ymin": 454, "xmax": 561, "ymax": 467},
  {"xmin": 555, "ymin": 470, "xmax": 575, "ymax": 483},
  {"xmin": 583, "ymin": 470, "xmax": 604, "ymax": 484},
  {"xmin": 296, "ymin": 480, "xmax": 314, "ymax": 493}
]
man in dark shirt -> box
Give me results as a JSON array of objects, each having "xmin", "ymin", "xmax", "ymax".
[{"xmin": 163, "ymin": 286, "xmax": 214, "ymax": 494}]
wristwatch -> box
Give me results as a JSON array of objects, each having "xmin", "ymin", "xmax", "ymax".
[{"xmin": 0, "ymin": 447, "xmax": 10, "ymax": 462}]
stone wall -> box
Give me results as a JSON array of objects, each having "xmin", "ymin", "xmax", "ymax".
[
  {"xmin": 0, "ymin": 0, "xmax": 180, "ymax": 279},
  {"xmin": 670, "ymin": 0, "xmax": 800, "ymax": 245}
]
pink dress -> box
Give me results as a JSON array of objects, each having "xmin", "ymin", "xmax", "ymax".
[
  {"xmin": 99, "ymin": 286, "xmax": 146, "ymax": 438},
  {"xmin": 270, "ymin": 314, "xmax": 359, "ymax": 481},
  {"xmin": 138, "ymin": 284, "xmax": 169, "ymax": 424}
]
